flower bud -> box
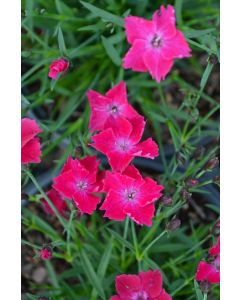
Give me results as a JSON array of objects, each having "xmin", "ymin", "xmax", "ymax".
[
  {"xmin": 181, "ymin": 188, "xmax": 192, "ymax": 201},
  {"xmin": 193, "ymin": 146, "xmax": 205, "ymax": 160},
  {"xmin": 186, "ymin": 178, "xmax": 199, "ymax": 187},
  {"xmin": 40, "ymin": 247, "xmax": 52, "ymax": 260},
  {"xmin": 200, "ymin": 280, "xmax": 211, "ymax": 293},
  {"xmin": 209, "ymin": 55, "xmax": 218, "ymax": 65},
  {"xmin": 166, "ymin": 217, "xmax": 181, "ymax": 232},
  {"xmin": 205, "ymin": 157, "xmax": 219, "ymax": 170},
  {"xmin": 74, "ymin": 146, "xmax": 83, "ymax": 158},
  {"xmin": 162, "ymin": 196, "xmax": 173, "ymax": 207}
]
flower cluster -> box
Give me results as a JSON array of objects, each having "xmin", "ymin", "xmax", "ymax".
[{"xmin": 110, "ymin": 270, "xmax": 171, "ymax": 300}]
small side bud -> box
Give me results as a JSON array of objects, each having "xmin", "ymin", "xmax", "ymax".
[
  {"xmin": 186, "ymin": 178, "xmax": 199, "ymax": 187},
  {"xmin": 40, "ymin": 247, "xmax": 52, "ymax": 261},
  {"xmin": 74, "ymin": 146, "xmax": 83, "ymax": 158},
  {"xmin": 166, "ymin": 217, "xmax": 181, "ymax": 232},
  {"xmin": 209, "ymin": 55, "xmax": 218, "ymax": 65},
  {"xmin": 162, "ymin": 196, "xmax": 173, "ymax": 207},
  {"xmin": 205, "ymin": 157, "xmax": 219, "ymax": 170},
  {"xmin": 200, "ymin": 280, "xmax": 212, "ymax": 293},
  {"xmin": 181, "ymin": 188, "xmax": 192, "ymax": 201}
]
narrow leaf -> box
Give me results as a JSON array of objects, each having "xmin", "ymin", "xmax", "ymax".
[
  {"xmin": 80, "ymin": 1, "xmax": 124, "ymax": 27},
  {"xmin": 200, "ymin": 61, "xmax": 214, "ymax": 91},
  {"xmin": 101, "ymin": 36, "xmax": 122, "ymax": 66},
  {"xmin": 57, "ymin": 26, "xmax": 68, "ymax": 56}
]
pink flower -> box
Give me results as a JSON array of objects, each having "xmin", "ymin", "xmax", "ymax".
[
  {"xmin": 41, "ymin": 188, "xmax": 69, "ymax": 217},
  {"xmin": 48, "ymin": 58, "xmax": 69, "ymax": 80},
  {"xmin": 21, "ymin": 118, "xmax": 42, "ymax": 164},
  {"xmin": 100, "ymin": 165, "xmax": 163, "ymax": 226},
  {"xmin": 123, "ymin": 5, "xmax": 191, "ymax": 83},
  {"xmin": 40, "ymin": 247, "xmax": 52, "ymax": 260},
  {"xmin": 109, "ymin": 269, "xmax": 172, "ymax": 300},
  {"xmin": 90, "ymin": 117, "xmax": 159, "ymax": 172},
  {"xmin": 196, "ymin": 236, "xmax": 220, "ymax": 284},
  {"xmin": 87, "ymin": 81, "xmax": 142, "ymax": 132},
  {"xmin": 53, "ymin": 156, "xmax": 103, "ymax": 214}
]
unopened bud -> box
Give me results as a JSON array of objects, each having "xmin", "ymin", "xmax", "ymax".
[
  {"xmin": 193, "ymin": 146, "xmax": 205, "ymax": 160},
  {"xmin": 40, "ymin": 247, "xmax": 52, "ymax": 260},
  {"xmin": 166, "ymin": 217, "xmax": 181, "ymax": 232},
  {"xmin": 213, "ymin": 175, "xmax": 220, "ymax": 185},
  {"xmin": 176, "ymin": 152, "xmax": 185, "ymax": 165},
  {"xmin": 209, "ymin": 55, "xmax": 218, "ymax": 65},
  {"xmin": 200, "ymin": 280, "xmax": 211, "ymax": 293},
  {"xmin": 205, "ymin": 157, "xmax": 219, "ymax": 170},
  {"xmin": 74, "ymin": 146, "xmax": 83, "ymax": 158},
  {"xmin": 181, "ymin": 188, "xmax": 192, "ymax": 201},
  {"xmin": 186, "ymin": 178, "xmax": 199, "ymax": 187},
  {"xmin": 162, "ymin": 196, "xmax": 173, "ymax": 207}
]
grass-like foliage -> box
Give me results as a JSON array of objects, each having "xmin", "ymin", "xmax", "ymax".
[{"xmin": 21, "ymin": 0, "xmax": 220, "ymax": 299}]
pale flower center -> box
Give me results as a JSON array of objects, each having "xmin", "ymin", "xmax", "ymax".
[
  {"xmin": 132, "ymin": 291, "xmax": 149, "ymax": 300},
  {"xmin": 77, "ymin": 181, "xmax": 88, "ymax": 190},
  {"xmin": 151, "ymin": 34, "xmax": 162, "ymax": 48}
]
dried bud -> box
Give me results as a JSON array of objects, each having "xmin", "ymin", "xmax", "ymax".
[
  {"xmin": 193, "ymin": 146, "xmax": 205, "ymax": 160},
  {"xmin": 166, "ymin": 217, "xmax": 181, "ymax": 232},
  {"xmin": 40, "ymin": 247, "xmax": 52, "ymax": 261},
  {"xmin": 200, "ymin": 280, "xmax": 212, "ymax": 293},
  {"xmin": 162, "ymin": 196, "xmax": 173, "ymax": 207},
  {"xmin": 213, "ymin": 175, "xmax": 220, "ymax": 185},
  {"xmin": 74, "ymin": 146, "xmax": 83, "ymax": 158},
  {"xmin": 205, "ymin": 157, "xmax": 219, "ymax": 170},
  {"xmin": 21, "ymin": 193, "xmax": 29, "ymax": 201},
  {"xmin": 181, "ymin": 188, "xmax": 192, "ymax": 201},
  {"xmin": 186, "ymin": 178, "xmax": 199, "ymax": 187},
  {"xmin": 209, "ymin": 55, "xmax": 218, "ymax": 65}
]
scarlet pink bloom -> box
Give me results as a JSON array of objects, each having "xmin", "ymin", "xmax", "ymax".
[
  {"xmin": 53, "ymin": 156, "xmax": 103, "ymax": 214},
  {"xmin": 41, "ymin": 247, "xmax": 52, "ymax": 260},
  {"xmin": 87, "ymin": 81, "xmax": 142, "ymax": 132},
  {"xmin": 101, "ymin": 165, "xmax": 163, "ymax": 226},
  {"xmin": 109, "ymin": 269, "xmax": 172, "ymax": 300},
  {"xmin": 196, "ymin": 236, "xmax": 220, "ymax": 284},
  {"xmin": 48, "ymin": 58, "xmax": 69, "ymax": 80},
  {"xmin": 90, "ymin": 117, "xmax": 159, "ymax": 172},
  {"xmin": 21, "ymin": 118, "xmax": 42, "ymax": 164},
  {"xmin": 123, "ymin": 5, "xmax": 191, "ymax": 83},
  {"xmin": 41, "ymin": 188, "xmax": 69, "ymax": 217}
]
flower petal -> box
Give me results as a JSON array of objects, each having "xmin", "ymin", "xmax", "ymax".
[
  {"xmin": 21, "ymin": 138, "xmax": 41, "ymax": 164},
  {"xmin": 21, "ymin": 118, "xmax": 42, "ymax": 147},
  {"xmin": 100, "ymin": 191, "xmax": 126, "ymax": 221},
  {"xmin": 123, "ymin": 39, "xmax": 148, "ymax": 72},
  {"xmin": 116, "ymin": 274, "xmax": 141, "ymax": 298},
  {"xmin": 139, "ymin": 270, "xmax": 163, "ymax": 298},
  {"xmin": 73, "ymin": 193, "xmax": 100, "ymax": 215},
  {"xmin": 90, "ymin": 128, "xmax": 116, "ymax": 154},
  {"xmin": 133, "ymin": 137, "xmax": 159, "ymax": 159},
  {"xmin": 124, "ymin": 203, "xmax": 155, "ymax": 226},
  {"xmin": 152, "ymin": 5, "xmax": 176, "ymax": 39},
  {"xmin": 138, "ymin": 178, "xmax": 164, "ymax": 206},
  {"xmin": 143, "ymin": 50, "xmax": 173, "ymax": 83},
  {"xmin": 125, "ymin": 16, "xmax": 154, "ymax": 44}
]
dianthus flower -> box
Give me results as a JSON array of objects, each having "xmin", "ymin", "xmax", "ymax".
[
  {"xmin": 48, "ymin": 58, "xmax": 69, "ymax": 79},
  {"xmin": 21, "ymin": 118, "xmax": 42, "ymax": 164},
  {"xmin": 110, "ymin": 269, "xmax": 172, "ymax": 300},
  {"xmin": 41, "ymin": 188, "xmax": 69, "ymax": 217},
  {"xmin": 123, "ymin": 5, "xmax": 191, "ymax": 82},
  {"xmin": 196, "ymin": 236, "xmax": 220, "ymax": 284},
  {"xmin": 53, "ymin": 156, "xmax": 104, "ymax": 214},
  {"xmin": 90, "ymin": 117, "xmax": 158, "ymax": 172},
  {"xmin": 100, "ymin": 165, "xmax": 163, "ymax": 226},
  {"xmin": 87, "ymin": 81, "xmax": 142, "ymax": 132}
]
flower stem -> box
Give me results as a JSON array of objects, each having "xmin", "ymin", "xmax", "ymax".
[
  {"xmin": 23, "ymin": 168, "xmax": 66, "ymax": 229},
  {"xmin": 203, "ymin": 293, "xmax": 208, "ymax": 300},
  {"xmin": 131, "ymin": 220, "xmax": 141, "ymax": 263},
  {"xmin": 140, "ymin": 230, "xmax": 167, "ymax": 259},
  {"xmin": 121, "ymin": 216, "xmax": 129, "ymax": 268}
]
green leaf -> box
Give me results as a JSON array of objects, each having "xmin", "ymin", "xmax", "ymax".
[
  {"xmin": 57, "ymin": 25, "xmax": 68, "ymax": 56},
  {"xmin": 107, "ymin": 228, "xmax": 134, "ymax": 252},
  {"xmin": 184, "ymin": 28, "xmax": 215, "ymax": 39},
  {"xmin": 175, "ymin": 0, "xmax": 183, "ymax": 25},
  {"xmin": 80, "ymin": 249, "xmax": 106, "ymax": 299},
  {"xmin": 80, "ymin": 1, "xmax": 124, "ymax": 27},
  {"xmin": 101, "ymin": 36, "xmax": 122, "ymax": 66},
  {"xmin": 194, "ymin": 280, "xmax": 204, "ymax": 300},
  {"xmin": 97, "ymin": 239, "xmax": 113, "ymax": 278},
  {"xmin": 200, "ymin": 61, "xmax": 214, "ymax": 91},
  {"xmin": 167, "ymin": 120, "xmax": 181, "ymax": 151}
]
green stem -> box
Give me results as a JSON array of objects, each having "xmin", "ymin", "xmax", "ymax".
[
  {"xmin": 131, "ymin": 221, "xmax": 141, "ymax": 263},
  {"xmin": 140, "ymin": 230, "xmax": 167, "ymax": 259},
  {"xmin": 121, "ymin": 217, "xmax": 129, "ymax": 268},
  {"xmin": 203, "ymin": 293, "xmax": 208, "ymax": 300},
  {"xmin": 23, "ymin": 168, "xmax": 66, "ymax": 228}
]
